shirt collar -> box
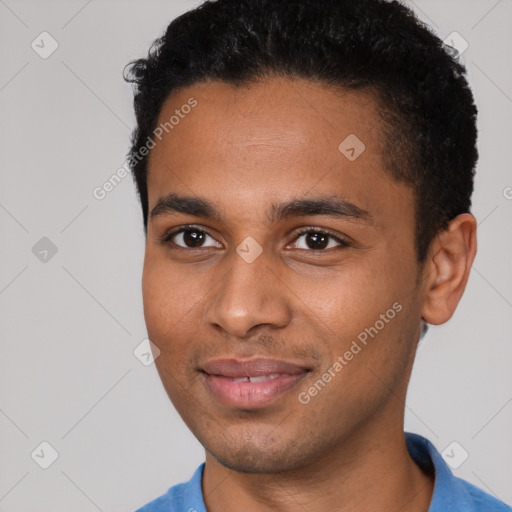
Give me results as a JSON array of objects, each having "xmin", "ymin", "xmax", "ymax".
[
  {"xmin": 405, "ymin": 431, "xmax": 487, "ymax": 511},
  {"xmin": 182, "ymin": 433, "xmax": 495, "ymax": 512}
]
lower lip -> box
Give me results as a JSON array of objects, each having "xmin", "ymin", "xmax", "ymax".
[{"xmin": 203, "ymin": 373, "xmax": 307, "ymax": 409}]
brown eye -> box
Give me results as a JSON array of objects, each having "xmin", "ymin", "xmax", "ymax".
[
  {"xmin": 291, "ymin": 229, "xmax": 350, "ymax": 251},
  {"xmin": 162, "ymin": 227, "xmax": 222, "ymax": 249},
  {"xmin": 179, "ymin": 229, "xmax": 207, "ymax": 248},
  {"xmin": 303, "ymin": 232, "xmax": 329, "ymax": 250}
]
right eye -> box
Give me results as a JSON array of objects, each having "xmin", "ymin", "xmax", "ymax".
[{"xmin": 160, "ymin": 225, "xmax": 222, "ymax": 250}]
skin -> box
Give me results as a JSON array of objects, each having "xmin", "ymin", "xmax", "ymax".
[{"xmin": 142, "ymin": 76, "xmax": 477, "ymax": 512}]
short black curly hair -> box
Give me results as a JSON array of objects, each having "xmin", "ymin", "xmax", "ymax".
[{"xmin": 124, "ymin": 0, "xmax": 478, "ymax": 263}]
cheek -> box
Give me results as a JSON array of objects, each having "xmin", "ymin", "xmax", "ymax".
[
  {"xmin": 296, "ymin": 262, "xmax": 415, "ymax": 391},
  {"xmin": 293, "ymin": 265, "xmax": 393, "ymax": 342},
  {"xmin": 142, "ymin": 253, "xmax": 223, "ymax": 362},
  {"xmin": 141, "ymin": 255, "xmax": 195, "ymax": 342}
]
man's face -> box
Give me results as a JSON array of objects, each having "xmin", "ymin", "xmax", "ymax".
[{"xmin": 143, "ymin": 77, "xmax": 428, "ymax": 473}]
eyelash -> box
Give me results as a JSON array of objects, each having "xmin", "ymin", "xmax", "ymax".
[{"xmin": 159, "ymin": 224, "xmax": 351, "ymax": 251}]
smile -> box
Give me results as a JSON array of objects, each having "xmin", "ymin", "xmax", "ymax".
[{"xmin": 200, "ymin": 358, "xmax": 311, "ymax": 409}]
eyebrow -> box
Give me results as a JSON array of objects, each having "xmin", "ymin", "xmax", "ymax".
[{"xmin": 150, "ymin": 193, "xmax": 374, "ymax": 225}]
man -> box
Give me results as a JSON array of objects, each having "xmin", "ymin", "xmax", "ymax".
[{"xmin": 124, "ymin": 0, "xmax": 510, "ymax": 510}]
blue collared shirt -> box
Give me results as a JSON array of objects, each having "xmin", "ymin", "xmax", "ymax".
[{"xmin": 135, "ymin": 432, "xmax": 510, "ymax": 511}]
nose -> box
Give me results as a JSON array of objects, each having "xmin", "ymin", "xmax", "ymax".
[{"xmin": 204, "ymin": 246, "xmax": 292, "ymax": 339}]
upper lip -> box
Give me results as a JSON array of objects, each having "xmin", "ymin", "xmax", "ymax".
[{"xmin": 201, "ymin": 358, "xmax": 310, "ymax": 378}]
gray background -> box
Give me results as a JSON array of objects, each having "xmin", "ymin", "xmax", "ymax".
[{"xmin": 0, "ymin": 0, "xmax": 511, "ymax": 510}]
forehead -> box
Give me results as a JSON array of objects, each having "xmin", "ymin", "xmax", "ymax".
[
  {"xmin": 151, "ymin": 76, "xmax": 386, "ymax": 161},
  {"xmin": 146, "ymin": 76, "xmax": 411, "ymax": 226}
]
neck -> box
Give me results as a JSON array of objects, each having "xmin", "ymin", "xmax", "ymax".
[{"xmin": 202, "ymin": 417, "xmax": 434, "ymax": 512}]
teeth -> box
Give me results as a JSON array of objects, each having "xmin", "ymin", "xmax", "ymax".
[
  {"xmin": 249, "ymin": 374, "xmax": 281, "ymax": 383},
  {"xmin": 231, "ymin": 377, "xmax": 250, "ymax": 383},
  {"xmin": 230, "ymin": 374, "xmax": 282, "ymax": 383}
]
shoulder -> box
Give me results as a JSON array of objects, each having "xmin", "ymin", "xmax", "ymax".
[
  {"xmin": 134, "ymin": 464, "xmax": 206, "ymax": 512},
  {"xmin": 452, "ymin": 476, "xmax": 511, "ymax": 512},
  {"xmin": 134, "ymin": 481, "xmax": 188, "ymax": 512},
  {"xmin": 405, "ymin": 433, "xmax": 510, "ymax": 512}
]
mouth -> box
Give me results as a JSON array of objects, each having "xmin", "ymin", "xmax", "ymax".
[{"xmin": 200, "ymin": 358, "xmax": 311, "ymax": 409}]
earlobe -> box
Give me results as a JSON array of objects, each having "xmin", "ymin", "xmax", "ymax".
[{"xmin": 421, "ymin": 213, "xmax": 477, "ymax": 325}]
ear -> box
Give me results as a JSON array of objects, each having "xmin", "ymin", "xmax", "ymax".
[{"xmin": 421, "ymin": 213, "xmax": 477, "ymax": 325}]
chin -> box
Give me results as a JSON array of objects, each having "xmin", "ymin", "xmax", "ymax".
[
  {"xmin": 212, "ymin": 449, "xmax": 304, "ymax": 474},
  {"xmin": 204, "ymin": 432, "xmax": 317, "ymax": 474}
]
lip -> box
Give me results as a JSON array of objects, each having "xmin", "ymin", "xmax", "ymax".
[{"xmin": 201, "ymin": 358, "xmax": 310, "ymax": 409}]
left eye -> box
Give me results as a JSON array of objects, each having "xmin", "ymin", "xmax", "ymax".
[{"xmin": 291, "ymin": 230, "xmax": 349, "ymax": 251}]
